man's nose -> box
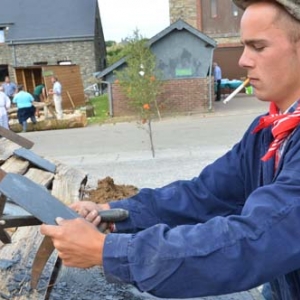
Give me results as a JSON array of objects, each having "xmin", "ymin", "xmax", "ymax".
[{"xmin": 238, "ymin": 47, "xmax": 253, "ymax": 69}]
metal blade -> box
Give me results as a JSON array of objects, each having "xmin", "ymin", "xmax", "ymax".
[
  {"xmin": 31, "ymin": 236, "xmax": 55, "ymax": 289},
  {"xmin": 0, "ymin": 126, "xmax": 34, "ymax": 149}
]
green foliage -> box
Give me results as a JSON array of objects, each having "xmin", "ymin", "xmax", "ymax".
[
  {"xmin": 105, "ymin": 29, "xmax": 150, "ymax": 66},
  {"xmin": 106, "ymin": 44, "xmax": 126, "ymax": 66},
  {"xmin": 114, "ymin": 33, "xmax": 163, "ymax": 157},
  {"xmin": 115, "ymin": 39, "xmax": 162, "ymax": 121},
  {"xmin": 105, "ymin": 40, "xmax": 117, "ymax": 48},
  {"xmin": 86, "ymin": 94, "xmax": 110, "ymax": 124}
]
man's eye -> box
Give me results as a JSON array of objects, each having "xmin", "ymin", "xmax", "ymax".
[{"xmin": 253, "ymin": 45, "xmax": 265, "ymax": 51}]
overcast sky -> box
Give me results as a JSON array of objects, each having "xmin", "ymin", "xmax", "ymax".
[{"xmin": 98, "ymin": 0, "xmax": 170, "ymax": 42}]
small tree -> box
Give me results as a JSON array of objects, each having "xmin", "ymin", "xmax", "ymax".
[{"xmin": 115, "ymin": 31, "xmax": 163, "ymax": 158}]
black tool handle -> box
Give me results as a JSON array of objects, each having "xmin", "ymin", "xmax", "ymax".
[
  {"xmin": 0, "ymin": 209, "xmax": 129, "ymax": 229},
  {"xmin": 98, "ymin": 208, "xmax": 129, "ymax": 222}
]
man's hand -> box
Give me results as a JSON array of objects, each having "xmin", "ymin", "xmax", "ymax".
[
  {"xmin": 70, "ymin": 201, "xmax": 110, "ymax": 226},
  {"xmin": 40, "ymin": 217, "xmax": 106, "ymax": 268}
]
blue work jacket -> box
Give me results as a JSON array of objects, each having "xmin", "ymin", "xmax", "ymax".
[{"xmin": 104, "ymin": 114, "xmax": 300, "ymax": 300}]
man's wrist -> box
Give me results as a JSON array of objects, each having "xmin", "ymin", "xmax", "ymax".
[{"xmin": 98, "ymin": 203, "xmax": 110, "ymax": 211}]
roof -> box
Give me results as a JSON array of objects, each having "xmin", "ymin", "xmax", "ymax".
[
  {"xmin": 0, "ymin": 0, "xmax": 98, "ymax": 44},
  {"xmin": 149, "ymin": 19, "xmax": 216, "ymax": 48},
  {"xmin": 94, "ymin": 19, "xmax": 217, "ymax": 78}
]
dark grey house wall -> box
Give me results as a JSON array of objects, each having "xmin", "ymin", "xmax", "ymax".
[
  {"xmin": 151, "ymin": 30, "xmax": 213, "ymax": 80},
  {"xmin": 94, "ymin": 8, "xmax": 106, "ymax": 72},
  {"xmin": 103, "ymin": 30, "xmax": 214, "ymax": 84}
]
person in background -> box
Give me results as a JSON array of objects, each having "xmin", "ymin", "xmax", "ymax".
[
  {"xmin": 48, "ymin": 76, "xmax": 63, "ymax": 119},
  {"xmin": 13, "ymin": 85, "xmax": 36, "ymax": 133},
  {"xmin": 0, "ymin": 87, "xmax": 11, "ymax": 129},
  {"xmin": 41, "ymin": 1, "xmax": 300, "ymax": 299},
  {"xmin": 33, "ymin": 83, "xmax": 46, "ymax": 118},
  {"xmin": 213, "ymin": 62, "xmax": 222, "ymax": 101},
  {"xmin": 1, "ymin": 76, "xmax": 17, "ymax": 101}
]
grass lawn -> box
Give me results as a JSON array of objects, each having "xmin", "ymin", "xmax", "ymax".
[{"xmin": 86, "ymin": 94, "xmax": 110, "ymax": 125}]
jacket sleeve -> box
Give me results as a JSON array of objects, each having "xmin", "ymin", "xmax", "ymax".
[{"xmin": 104, "ymin": 160, "xmax": 300, "ymax": 298}]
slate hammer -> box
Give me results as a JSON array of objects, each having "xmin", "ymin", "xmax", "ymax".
[{"xmin": 0, "ymin": 168, "xmax": 129, "ymax": 288}]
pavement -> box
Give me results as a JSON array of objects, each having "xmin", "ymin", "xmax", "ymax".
[
  {"xmin": 26, "ymin": 94, "xmax": 268, "ymax": 189},
  {"xmin": 23, "ymin": 94, "xmax": 269, "ymax": 300}
]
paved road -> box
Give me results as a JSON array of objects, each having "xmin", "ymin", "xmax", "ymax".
[
  {"xmin": 26, "ymin": 95, "xmax": 268, "ymax": 189},
  {"xmin": 24, "ymin": 95, "xmax": 268, "ymax": 300}
]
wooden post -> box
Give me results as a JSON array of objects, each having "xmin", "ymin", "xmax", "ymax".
[{"xmin": 66, "ymin": 91, "xmax": 75, "ymax": 109}]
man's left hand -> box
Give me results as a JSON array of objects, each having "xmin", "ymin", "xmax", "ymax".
[{"xmin": 40, "ymin": 217, "xmax": 106, "ymax": 268}]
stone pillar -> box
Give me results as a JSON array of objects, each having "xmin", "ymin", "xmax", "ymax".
[{"xmin": 169, "ymin": 0, "xmax": 199, "ymax": 29}]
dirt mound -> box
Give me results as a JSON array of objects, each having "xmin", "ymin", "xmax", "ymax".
[{"xmin": 84, "ymin": 176, "xmax": 138, "ymax": 204}]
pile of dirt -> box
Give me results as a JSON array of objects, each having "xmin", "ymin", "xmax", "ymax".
[{"xmin": 84, "ymin": 176, "xmax": 138, "ymax": 204}]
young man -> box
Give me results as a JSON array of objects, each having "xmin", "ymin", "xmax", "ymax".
[{"xmin": 41, "ymin": 1, "xmax": 300, "ymax": 299}]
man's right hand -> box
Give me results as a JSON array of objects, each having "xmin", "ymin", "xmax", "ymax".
[{"xmin": 70, "ymin": 201, "xmax": 110, "ymax": 226}]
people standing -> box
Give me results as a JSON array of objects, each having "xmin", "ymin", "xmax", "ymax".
[
  {"xmin": 33, "ymin": 83, "xmax": 46, "ymax": 118},
  {"xmin": 49, "ymin": 76, "xmax": 63, "ymax": 119},
  {"xmin": 0, "ymin": 89, "xmax": 11, "ymax": 129},
  {"xmin": 213, "ymin": 62, "xmax": 222, "ymax": 101},
  {"xmin": 41, "ymin": 1, "xmax": 300, "ymax": 299},
  {"xmin": 1, "ymin": 76, "xmax": 17, "ymax": 101},
  {"xmin": 13, "ymin": 85, "xmax": 37, "ymax": 133}
]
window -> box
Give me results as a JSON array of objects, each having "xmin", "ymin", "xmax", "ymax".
[{"xmin": 211, "ymin": 0, "xmax": 218, "ymax": 18}]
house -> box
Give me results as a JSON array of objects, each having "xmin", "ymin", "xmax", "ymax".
[
  {"xmin": 169, "ymin": 0, "xmax": 247, "ymax": 80},
  {"xmin": 95, "ymin": 19, "xmax": 216, "ymax": 117},
  {"xmin": 0, "ymin": 0, "xmax": 106, "ymax": 90}
]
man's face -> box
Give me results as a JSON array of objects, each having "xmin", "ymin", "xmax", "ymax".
[
  {"xmin": 5, "ymin": 77, "xmax": 10, "ymax": 83},
  {"xmin": 239, "ymin": 2, "xmax": 300, "ymax": 110}
]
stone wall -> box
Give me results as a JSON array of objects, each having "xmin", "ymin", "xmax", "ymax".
[
  {"xmin": 169, "ymin": 0, "xmax": 198, "ymax": 28},
  {"xmin": 0, "ymin": 45, "xmax": 10, "ymax": 64},
  {"xmin": 111, "ymin": 77, "xmax": 214, "ymax": 117},
  {"xmin": 0, "ymin": 44, "xmax": 14, "ymax": 81},
  {"xmin": 0, "ymin": 41, "xmax": 98, "ymax": 88}
]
